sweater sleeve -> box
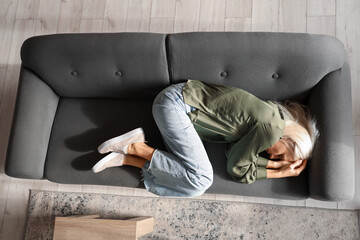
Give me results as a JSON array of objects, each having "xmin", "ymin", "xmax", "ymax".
[{"xmin": 225, "ymin": 123, "xmax": 272, "ymax": 184}]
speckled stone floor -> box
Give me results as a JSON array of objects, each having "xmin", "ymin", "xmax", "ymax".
[{"xmin": 25, "ymin": 190, "xmax": 359, "ymax": 240}]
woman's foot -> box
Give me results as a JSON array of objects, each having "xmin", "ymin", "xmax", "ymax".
[
  {"xmin": 97, "ymin": 127, "xmax": 145, "ymax": 154},
  {"xmin": 92, "ymin": 152, "xmax": 125, "ymax": 173}
]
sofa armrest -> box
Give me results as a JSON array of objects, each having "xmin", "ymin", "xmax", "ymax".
[
  {"xmin": 307, "ymin": 59, "xmax": 355, "ymax": 201},
  {"xmin": 5, "ymin": 66, "xmax": 59, "ymax": 179}
]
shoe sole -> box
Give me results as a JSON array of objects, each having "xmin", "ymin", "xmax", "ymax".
[
  {"xmin": 98, "ymin": 127, "xmax": 144, "ymax": 154},
  {"xmin": 92, "ymin": 152, "xmax": 123, "ymax": 173}
]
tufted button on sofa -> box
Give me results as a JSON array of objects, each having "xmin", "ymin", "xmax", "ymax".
[
  {"xmin": 5, "ymin": 32, "xmax": 356, "ymax": 201},
  {"xmin": 272, "ymin": 73, "xmax": 279, "ymax": 79}
]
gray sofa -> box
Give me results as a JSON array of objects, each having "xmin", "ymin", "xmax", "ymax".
[{"xmin": 5, "ymin": 32, "xmax": 355, "ymax": 201}]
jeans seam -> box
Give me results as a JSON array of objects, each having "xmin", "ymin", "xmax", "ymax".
[{"xmin": 173, "ymin": 96, "xmax": 201, "ymax": 185}]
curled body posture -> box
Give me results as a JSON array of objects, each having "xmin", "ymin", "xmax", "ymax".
[{"xmin": 92, "ymin": 80, "xmax": 319, "ymax": 197}]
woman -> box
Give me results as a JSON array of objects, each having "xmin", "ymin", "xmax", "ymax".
[{"xmin": 92, "ymin": 79, "xmax": 319, "ymax": 197}]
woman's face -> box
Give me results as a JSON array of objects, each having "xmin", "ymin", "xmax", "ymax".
[{"xmin": 265, "ymin": 140, "xmax": 294, "ymax": 162}]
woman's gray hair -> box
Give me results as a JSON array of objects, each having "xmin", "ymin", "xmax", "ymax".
[{"xmin": 270, "ymin": 100, "xmax": 320, "ymax": 160}]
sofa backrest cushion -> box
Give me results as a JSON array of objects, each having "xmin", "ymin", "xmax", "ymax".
[
  {"xmin": 167, "ymin": 32, "xmax": 346, "ymax": 103},
  {"xmin": 21, "ymin": 33, "xmax": 170, "ymax": 99}
]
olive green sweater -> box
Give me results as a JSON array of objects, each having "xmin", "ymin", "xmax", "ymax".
[{"xmin": 182, "ymin": 79, "xmax": 285, "ymax": 184}]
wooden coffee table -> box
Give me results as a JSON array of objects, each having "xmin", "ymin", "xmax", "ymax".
[{"xmin": 53, "ymin": 215, "xmax": 154, "ymax": 240}]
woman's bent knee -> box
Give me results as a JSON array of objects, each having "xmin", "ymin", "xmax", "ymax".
[{"xmin": 188, "ymin": 172, "xmax": 213, "ymax": 194}]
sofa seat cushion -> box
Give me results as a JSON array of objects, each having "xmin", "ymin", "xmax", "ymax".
[
  {"xmin": 45, "ymin": 98, "xmax": 166, "ymax": 187},
  {"xmin": 45, "ymin": 98, "xmax": 309, "ymax": 200}
]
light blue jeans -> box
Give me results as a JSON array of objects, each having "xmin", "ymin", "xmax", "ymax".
[{"xmin": 142, "ymin": 82, "xmax": 213, "ymax": 197}]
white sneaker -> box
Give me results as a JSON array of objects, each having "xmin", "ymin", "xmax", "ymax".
[
  {"xmin": 97, "ymin": 127, "xmax": 145, "ymax": 154},
  {"xmin": 92, "ymin": 152, "xmax": 125, "ymax": 173}
]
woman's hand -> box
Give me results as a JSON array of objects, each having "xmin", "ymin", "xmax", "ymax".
[
  {"xmin": 266, "ymin": 159, "xmax": 293, "ymax": 169},
  {"xmin": 278, "ymin": 159, "xmax": 308, "ymax": 178},
  {"xmin": 266, "ymin": 159, "xmax": 308, "ymax": 178}
]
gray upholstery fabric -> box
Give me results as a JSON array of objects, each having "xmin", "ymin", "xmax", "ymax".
[
  {"xmin": 20, "ymin": 33, "xmax": 170, "ymax": 99},
  {"xmin": 167, "ymin": 32, "xmax": 346, "ymax": 102},
  {"xmin": 5, "ymin": 32, "xmax": 355, "ymax": 201},
  {"xmin": 5, "ymin": 66, "xmax": 59, "ymax": 179},
  {"xmin": 44, "ymin": 98, "xmax": 166, "ymax": 187},
  {"xmin": 307, "ymin": 58, "xmax": 355, "ymax": 201}
]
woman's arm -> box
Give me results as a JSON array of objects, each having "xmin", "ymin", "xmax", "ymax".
[
  {"xmin": 226, "ymin": 124, "xmax": 269, "ymax": 184},
  {"xmin": 266, "ymin": 159, "xmax": 308, "ymax": 178},
  {"xmin": 266, "ymin": 159, "xmax": 292, "ymax": 169}
]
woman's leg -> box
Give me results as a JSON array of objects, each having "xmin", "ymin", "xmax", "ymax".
[
  {"xmin": 122, "ymin": 142, "xmax": 155, "ymax": 168},
  {"xmin": 123, "ymin": 154, "xmax": 148, "ymax": 168},
  {"xmin": 140, "ymin": 83, "xmax": 213, "ymax": 197},
  {"xmin": 127, "ymin": 142, "xmax": 155, "ymax": 161}
]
